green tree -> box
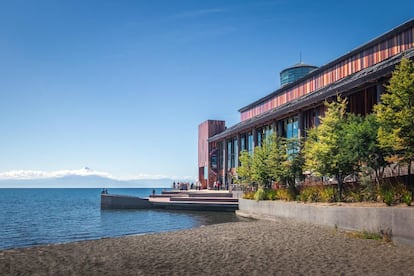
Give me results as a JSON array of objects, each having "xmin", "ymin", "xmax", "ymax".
[
  {"xmin": 251, "ymin": 137, "xmax": 272, "ymax": 188},
  {"xmin": 285, "ymin": 138, "xmax": 305, "ymax": 187},
  {"xmin": 375, "ymin": 57, "xmax": 414, "ymax": 181},
  {"xmin": 304, "ymin": 96, "xmax": 358, "ymax": 200},
  {"xmin": 343, "ymin": 114, "xmax": 387, "ymax": 186},
  {"xmin": 267, "ymin": 134, "xmax": 304, "ymax": 187},
  {"xmin": 267, "ymin": 133, "xmax": 289, "ymax": 185},
  {"xmin": 236, "ymin": 150, "xmax": 253, "ymax": 187}
]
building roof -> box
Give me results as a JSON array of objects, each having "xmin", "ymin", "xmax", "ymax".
[
  {"xmin": 209, "ymin": 47, "xmax": 414, "ymax": 142},
  {"xmin": 279, "ymin": 62, "xmax": 318, "ymax": 75},
  {"xmin": 238, "ymin": 18, "xmax": 414, "ymax": 113}
]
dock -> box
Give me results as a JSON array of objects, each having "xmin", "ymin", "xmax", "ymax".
[{"xmin": 101, "ymin": 190, "xmax": 239, "ymax": 212}]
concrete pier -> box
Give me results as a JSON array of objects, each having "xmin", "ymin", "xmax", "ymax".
[{"xmin": 101, "ymin": 190, "xmax": 239, "ymax": 212}]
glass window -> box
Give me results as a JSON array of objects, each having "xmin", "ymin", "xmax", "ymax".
[
  {"xmin": 264, "ymin": 125, "xmax": 273, "ymax": 139},
  {"xmin": 285, "ymin": 116, "xmax": 299, "ymax": 139},
  {"xmin": 227, "ymin": 140, "xmax": 232, "ymax": 169},
  {"xmin": 257, "ymin": 129, "xmax": 262, "ymax": 147},
  {"xmin": 233, "ymin": 137, "xmax": 238, "ymax": 167},
  {"xmin": 240, "ymin": 135, "xmax": 246, "ymax": 151},
  {"xmin": 248, "ymin": 133, "xmax": 253, "ymax": 155},
  {"xmin": 218, "ymin": 142, "xmax": 223, "ymax": 170}
]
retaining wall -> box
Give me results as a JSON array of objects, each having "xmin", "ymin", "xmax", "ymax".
[{"xmin": 237, "ymin": 199, "xmax": 414, "ymax": 246}]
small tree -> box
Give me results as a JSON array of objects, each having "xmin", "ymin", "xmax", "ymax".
[
  {"xmin": 237, "ymin": 150, "xmax": 253, "ymax": 188},
  {"xmin": 267, "ymin": 134, "xmax": 304, "ymax": 187},
  {"xmin": 251, "ymin": 137, "xmax": 272, "ymax": 188},
  {"xmin": 304, "ymin": 96, "xmax": 358, "ymax": 201},
  {"xmin": 375, "ymin": 57, "xmax": 414, "ymax": 185},
  {"xmin": 344, "ymin": 114, "xmax": 387, "ymax": 187},
  {"xmin": 267, "ymin": 133, "xmax": 289, "ymax": 185}
]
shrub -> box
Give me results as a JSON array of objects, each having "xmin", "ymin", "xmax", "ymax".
[
  {"xmin": 360, "ymin": 174, "xmax": 378, "ymax": 201},
  {"xmin": 287, "ymin": 185, "xmax": 299, "ymax": 201},
  {"xmin": 254, "ymin": 187, "xmax": 266, "ymax": 201},
  {"xmin": 346, "ymin": 191, "xmax": 363, "ymax": 202},
  {"xmin": 266, "ymin": 189, "xmax": 277, "ymax": 200},
  {"xmin": 319, "ymin": 186, "xmax": 336, "ymax": 202},
  {"xmin": 276, "ymin": 188, "xmax": 290, "ymax": 201},
  {"xmin": 382, "ymin": 190, "xmax": 395, "ymax": 206},
  {"xmin": 299, "ymin": 186, "xmax": 321, "ymax": 202},
  {"xmin": 243, "ymin": 191, "xmax": 255, "ymax": 200},
  {"xmin": 379, "ymin": 180, "xmax": 411, "ymax": 206},
  {"xmin": 402, "ymin": 190, "xmax": 412, "ymax": 206}
]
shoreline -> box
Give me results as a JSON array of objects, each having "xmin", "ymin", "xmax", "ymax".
[{"xmin": 1, "ymin": 219, "xmax": 414, "ymax": 275}]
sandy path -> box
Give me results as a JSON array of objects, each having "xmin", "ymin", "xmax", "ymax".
[{"xmin": 1, "ymin": 218, "xmax": 414, "ymax": 275}]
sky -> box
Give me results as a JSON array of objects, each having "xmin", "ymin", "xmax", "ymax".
[{"xmin": 0, "ymin": 0, "xmax": 413, "ymax": 182}]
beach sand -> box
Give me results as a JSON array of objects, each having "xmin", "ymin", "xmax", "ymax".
[{"xmin": 1, "ymin": 218, "xmax": 414, "ymax": 275}]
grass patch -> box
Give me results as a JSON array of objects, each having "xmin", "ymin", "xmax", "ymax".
[{"xmin": 347, "ymin": 230, "xmax": 392, "ymax": 242}]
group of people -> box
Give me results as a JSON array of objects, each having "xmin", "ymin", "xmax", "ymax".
[
  {"xmin": 172, "ymin": 181, "xmax": 202, "ymax": 190},
  {"xmin": 172, "ymin": 180, "xmax": 230, "ymax": 191},
  {"xmin": 213, "ymin": 181, "xmax": 229, "ymax": 190}
]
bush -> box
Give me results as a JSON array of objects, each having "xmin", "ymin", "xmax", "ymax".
[
  {"xmin": 276, "ymin": 188, "xmax": 290, "ymax": 201},
  {"xmin": 299, "ymin": 185, "xmax": 339, "ymax": 203},
  {"xmin": 382, "ymin": 190, "xmax": 394, "ymax": 206},
  {"xmin": 287, "ymin": 185, "xmax": 299, "ymax": 201},
  {"xmin": 379, "ymin": 180, "xmax": 411, "ymax": 206},
  {"xmin": 360, "ymin": 174, "xmax": 378, "ymax": 201},
  {"xmin": 319, "ymin": 186, "xmax": 336, "ymax": 202},
  {"xmin": 346, "ymin": 191, "xmax": 363, "ymax": 202},
  {"xmin": 299, "ymin": 186, "xmax": 321, "ymax": 202},
  {"xmin": 402, "ymin": 190, "xmax": 412, "ymax": 206},
  {"xmin": 266, "ymin": 189, "xmax": 277, "ymax": 200},
  {"xmin": 243, "ymin": 191, "xmax": 255, "ymax": 200},
  {"xmin": 254, "ymin": 187, "xmax": 266, "ymax": 201}
]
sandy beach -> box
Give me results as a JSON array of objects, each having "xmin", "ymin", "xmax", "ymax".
[{"xmin": 1, "ymin": 218, "xmax": 414, "ymax": 275}]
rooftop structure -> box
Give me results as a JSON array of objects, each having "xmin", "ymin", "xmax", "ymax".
[{"xmin": 280, "ymin": 62, "xmax": 318, "ymax": 87}]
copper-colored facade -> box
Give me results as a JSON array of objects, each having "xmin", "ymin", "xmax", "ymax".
[{"xmin": 198, "ymin": 120, "xmax": 225, "ymax": 189}]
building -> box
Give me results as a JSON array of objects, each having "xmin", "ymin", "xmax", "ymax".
[
  {"xmin": 198, "ymin": 120, "xmax": 226, "ymax": 189},
  {"xmin": 198, "ymin": 19, "xmax": 414, "ymax": 188}
]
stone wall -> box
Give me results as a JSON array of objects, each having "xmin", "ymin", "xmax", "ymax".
[{"xmin": 237, "ymin": 199, "xmax": 414, "ymax": 246}]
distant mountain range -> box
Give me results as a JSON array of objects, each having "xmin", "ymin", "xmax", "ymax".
[{"xmin": 0, "ymin": 175, "xmax": 179, "ymax": 188}]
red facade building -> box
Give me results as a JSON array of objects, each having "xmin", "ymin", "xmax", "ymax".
[
  {"xmin": 198, "ymin": 120, "xmax": 225, "ymax": 189},
  {"xmin": 198, "ymin": 19, "xmax": 414, "ymax": 188}
]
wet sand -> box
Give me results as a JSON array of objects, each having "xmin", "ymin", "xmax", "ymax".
[{"xmin": 1, "ymin": 218, "xmax": 414, "ymax": 275}]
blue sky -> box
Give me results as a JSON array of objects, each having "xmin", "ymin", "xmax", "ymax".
[{"xmin": 0, "ymin": 0, "xmax": 413, "ymax": 181}]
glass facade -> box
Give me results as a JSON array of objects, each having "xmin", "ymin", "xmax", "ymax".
[
  {"xmin": 248, "ymin": 133, "xmax": 254, "ymax": 155},
  {"xmin": 227, "ymin": 140, "xmax": 232, "ymax": 169},
  {"xmin": 264, "ymin": 125, "xmax": 273, "ymax": 139},
  {"xmin": 257, "ymin": 128, "xmax": 264, "ymax": 147},
  {"xmin": 283, "ymin": 116, "xmax": 299, "ymax": 155},
  {"xmin": 218, "ymin": 142, "xmax": 223, "ymax": 170},
  {"xmin": 233, "ymin": 137, "xmax": 238, "ymax": 167},
  {"xmin": 284, "ymin": 116, "xmax": 299, "ymax": 139},
  {"xmin": 280, "ymin": 64, "xmax": 318, "ymax": 87},
  {"xmin": 240, "ymin": 135, "xmax": 246, "ymax": 151}
]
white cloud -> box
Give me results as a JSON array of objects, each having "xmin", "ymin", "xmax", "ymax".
[
  {"xmin": 118, "ymin": 173, "xmax": 196, "ymax": 181},
  {"xmin": 0, "ymin": 167, "xmax": 112, "ymax": 180},
  {"xmin": 0, "ymin": 167, "xmax": 196, "ymax": 182}
]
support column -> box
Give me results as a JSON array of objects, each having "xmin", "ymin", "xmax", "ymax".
[
  {"xmin": 271, "ymin": 121, "xmax": 277, "ymax": 136},
  {"xmin": 236, "ymin": 134, "xmax": 241, "ymax": 168},
  {"xmin": 277, "ymin": 121, "xmax": 284, "ymax": 138},
  {"xmin": 222, "ymin": 139, "xmax": 227, "ymax": 186},
  {"xmin": 376, "ymin": 82, "xmax": 384, "ymax": 104},
  {"xmin": 252, "ymin": 128, "xmax": 256, "ymax": 152}
]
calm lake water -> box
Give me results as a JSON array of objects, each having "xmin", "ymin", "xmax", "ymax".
[{"xmin": 0, "ymin": 188, "xmax": 242, "ymax": 250}]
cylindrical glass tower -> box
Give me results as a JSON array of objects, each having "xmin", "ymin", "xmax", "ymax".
[{"xmin": 280, "ymin": 63, "xmax": 318, "ymax": 86}]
